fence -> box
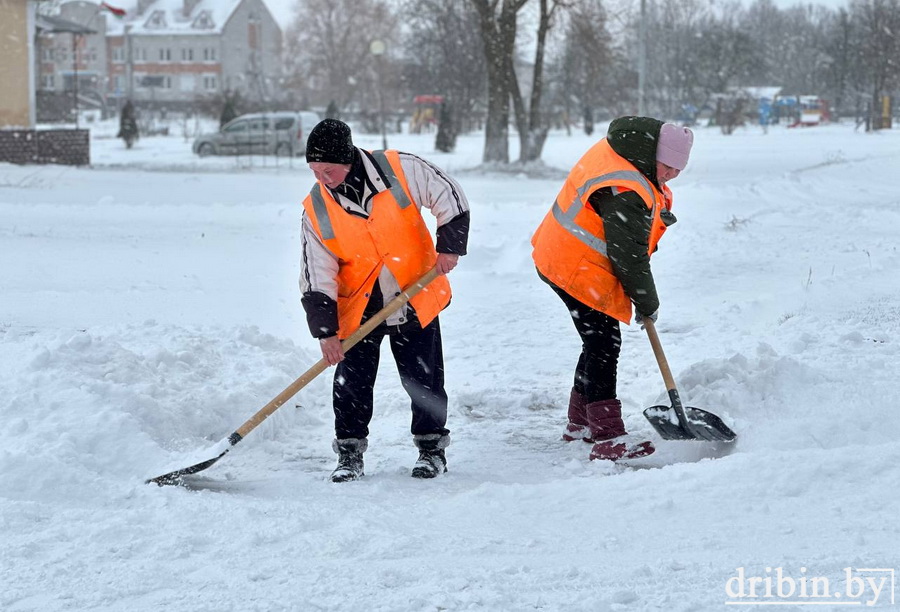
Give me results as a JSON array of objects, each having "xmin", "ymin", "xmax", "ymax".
[{"xmin": 0, "ymin": 129, "xmax": 90, "ymax": 166}]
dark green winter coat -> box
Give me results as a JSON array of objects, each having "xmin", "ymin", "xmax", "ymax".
[{"xmin": 588, "ymin": 116, "xmax": 677, "ymax": 317}]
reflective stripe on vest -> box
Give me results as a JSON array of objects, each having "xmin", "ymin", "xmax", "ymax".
[
  {"xmin": 308, "ymin": 184, "xmax": 335, "ymax": 240},
  {"xmin": 370, "ymin": 150, "xmax": 413, "ymax": 209},
  {"xmin": 551, "ymin": 169, "xmax": 658, "ymax": 257}
]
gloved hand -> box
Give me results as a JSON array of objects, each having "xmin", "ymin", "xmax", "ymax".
[{"xmin": 634, "ymin": 309, "xmax": 659, "ymax": 329}]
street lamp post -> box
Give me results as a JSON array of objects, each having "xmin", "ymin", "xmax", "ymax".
[
  {"xmin": 638, "ymin": 0, "xmax": 646, "ymax": 116},
  {"xmin": 369, "ymin": 39, "xmax": 388, "ymax": 150},
  {"xmin": 72, "ymin": 32, "xmax": 80, "ymax": 128},
  {"xmin": 125, "ymin": 24, "xmax": 133, "ymax": 102}
]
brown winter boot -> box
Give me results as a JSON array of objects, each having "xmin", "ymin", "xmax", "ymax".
[
  {"xmin": 562, "ymin": 388, "xmax": 592, "ymax": 442},
  {"xmin": 586, "ymin": 399, "xmax": 655, "ymax": 462}
]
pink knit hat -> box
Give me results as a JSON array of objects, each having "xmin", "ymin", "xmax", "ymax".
[{"xmin": 657, "ymin": 123, "xmax": 694, "ymax": 170}]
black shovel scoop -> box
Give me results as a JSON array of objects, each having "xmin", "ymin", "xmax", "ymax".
[{"xmin": 641, "ymin": 318, "xmax": 736, "ymax": 442}]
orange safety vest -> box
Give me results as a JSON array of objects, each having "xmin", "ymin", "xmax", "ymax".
[
  {"xmin": 531, "ymin": 138, "xmax": 672, "ymax": 323},
  {"xmin": 302, "ymin": 149, "xmax": 451, "ymax": 339}
]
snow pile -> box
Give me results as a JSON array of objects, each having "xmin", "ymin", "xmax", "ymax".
[{"xmin": 1, "ymin": 324, "xmax": 325, "ymax": 501}]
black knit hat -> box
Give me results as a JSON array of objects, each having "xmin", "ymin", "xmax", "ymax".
[{"xmin": 305, "ymin": 119, "xmax": 355, "ymax": 164}]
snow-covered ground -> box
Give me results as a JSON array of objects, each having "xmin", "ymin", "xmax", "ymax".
[{"xmin": 2, "ymin": 122, "xmax": 899, "ymax": 611}]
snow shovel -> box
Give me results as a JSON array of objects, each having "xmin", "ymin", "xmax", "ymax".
[
  {"xmin": 146, "ymin": 267, "xmax": 442, "ymax": 486},
  {"xmin": 641, "ymin": 318, "xmax": 736, "ymax": 442}
]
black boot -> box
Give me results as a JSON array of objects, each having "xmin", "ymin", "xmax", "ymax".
[
  {"xmin": 330, "ymin": 438, "xmax": 367, "ymax": 483},
  {"xmin": 411, "ymin": 434, "xmax": 449, "ymax": 479}
]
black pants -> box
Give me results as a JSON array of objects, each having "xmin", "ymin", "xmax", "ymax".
[
  {"xmin": 548, "ymin": 281, "xmax": 621, "ymax": 403},
  {"xmin": 333, "ymin": 314, "xmax": 449, "ymax": 440}
]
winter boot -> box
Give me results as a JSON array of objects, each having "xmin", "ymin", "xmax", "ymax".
[
  {"xmin": 411, "ymin": 434, "xmax": 450, "ymax": 479},
  {"xmin": 585, "ymin": 399, "xmax": 655, "ymax": 462},
  {"xmin": 562, "ymin": 388, "xmax": 592, "ymax": 442},
  {"xmin": 330, "ymin": 438, "xmax": 367, "ymax": 482},
  {"xmin": 590, "ymin": 435, "xmax": 656, "ymax": 461}
]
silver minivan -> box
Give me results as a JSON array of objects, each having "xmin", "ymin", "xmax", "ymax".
[{"xmin": 192, "ymin": 111, "xmax": 320, "ymax": 157}]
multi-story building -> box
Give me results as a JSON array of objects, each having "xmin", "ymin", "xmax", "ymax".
[
  {"xmin": 1, "ymin": 0, "xmax": 35, "ymax": 128},
  {"xmin": 36, "ymin": 0, "xmax": 283, "ymax": 114}
]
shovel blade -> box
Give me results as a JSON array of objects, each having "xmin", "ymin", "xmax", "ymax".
[
  {"xmin": 146, "ymin": 452, "xmax": 228, "ymax": 486},
  {"xmin": 644, "ymin": 405, "xmax": 736, "ymax": 442},
  {"xmin": 146, "ymin": 436, "xmax": 236, "ymax": 486}
]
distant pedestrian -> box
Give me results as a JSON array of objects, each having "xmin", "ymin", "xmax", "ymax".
[
  {"xmin": 117, "ymin": 100, "xmax": 139, "ymax": 149},
  {"xmin": 299, "ymin": 119, "xmax": 470, "ymax": 482},
  {"xmin": 531, "ymin": 116, "xmax": 694, "ymax": 461}
]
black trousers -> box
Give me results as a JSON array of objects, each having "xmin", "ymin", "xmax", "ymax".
[
  {"xmin": 549, "ymin": 281, "xmax": 622, "ymax": 403},
  {"xmin": 333, "ymin": 314, "xmax": 449, "ymax": 440}
]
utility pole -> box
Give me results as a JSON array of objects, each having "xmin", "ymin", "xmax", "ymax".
[
  {"xmin": 72, "ymin": 5, "xmax": 104, "ymax": 128},
  {"xmin": 125, "ymin": 24, "xmax": 133, "ymax": 102},
  {"xmin": 370, "ymin": 39, "xmax": 388, "ymax": 150},
  {"xmin": 72, "ymin": 32, "xmax": 80, "ymax": 128},
  {"xmin": 638, "ymin": 0, "xmax": 646, "ymax": 116}
]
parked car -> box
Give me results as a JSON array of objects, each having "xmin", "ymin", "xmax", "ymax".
[{"xmin": 192, "ymin": 111, "xmax": 320, "ymax": 157}]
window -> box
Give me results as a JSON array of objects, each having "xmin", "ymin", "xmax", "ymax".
[
  {"xmin": 136, "ymin": 74, "xmax": 166, "ymax": 89},
  {"xmin": 180, "ymin": 75, "xmax": 195, "ymax": 91},
  {"xmin": 57, "ymin": 47, "xmax": 68, "ymax": 62},
  {"xmin": 181, "ymin": 48, "xmax": 193, "ymax": 62},
  {"xmin": 113, "ymin": 75, "xmax": 124, "ymax": 91},
  {"xmin": 41, "ymin": 47, "xmax": 55, "ymax": 61},
  {"xmin": 134, "ymin": 47, "xmax": 147, "ymax": 62},
  {"xmin": 203, "ymin": 75, "xmax": 217, "ymax": 90},
  {"xmin": 112, "ymin": 46, "xmax": 125, "ymax": 62},
  {"xmin": 159, "ymin": 48, "xmax": 171, "ymax": 62},
  {"xmin": 41, "ymin": 74, "xmax": 55, "ymax": 89},
  {"xmin": 192, "ymin": 10, "xmax": 215, "ymax": 30},
  {"xmin": 274, "ymin": 118, "xmax": 295, "ymax": 131},
  {"xmin": 145, "ymin": 10, "xmax": 167, "ymax": 29},
  {"xmin": 203, "ymin": 47, "xmax": 217, "ymax": 62},
  {"xmin": 224, "ymin": 120, "xmax": 247, "ymax": 133}
]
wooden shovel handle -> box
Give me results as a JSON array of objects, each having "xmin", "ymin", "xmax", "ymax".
[
  {"xmin": 642, "ymin": 318, "xmax": 678, "ymax": 393},
  {"xmin": 233, "ymin": 267, "xmax": 441, "ymax": 439}
]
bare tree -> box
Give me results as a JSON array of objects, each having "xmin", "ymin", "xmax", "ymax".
[
  {"xmin": 771, "ymin": 5, "xmax": 835, "ymax": 95},
  {"xmin": 850, "ymin": 0, "xmax": 900, "ymax": 128},
  {"xmin": 403, "ymin": 0, "xmax": 487, "ymax": 134},
  {"xmin": 514, "ymin": 0, "xmax": 568, "ymax": 162},
  {"xmin": 283, "ymin": 0, "xmax": 399, "ymax": 112},
  {"xmin": 469, "ymin": 0, "xmax": 527, "ymax": 164},
  {"xmin": 640, "ymin": 0, "xmax": 710, "ymax": 117},
  {"xmin": 636, "ymin": 0, "xmax": 765, "ymax": 118},
  {"xmin": 469, "ymin": 0, "xmax": 568, "ymax": 164},
  {"xmin": 742, "ymin": 0, "xmax": 785, "ymax": 86},
  {"xmin": 822, "ymin": 8, "xmax": 855, "ymax": 116},
  {"xmin": 563, "ymin": 0, "xmax": 620, "ymax": 111}
]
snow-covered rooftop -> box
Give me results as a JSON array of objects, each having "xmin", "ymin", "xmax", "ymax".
[{"xmin": 74, "ymin": 0, "xmax": 263, "ymax": 36}]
